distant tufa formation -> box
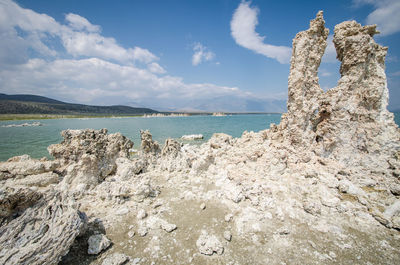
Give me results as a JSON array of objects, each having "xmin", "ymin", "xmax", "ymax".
[{"xmin": 0, "ymin": 11, "xmax": 400, "ymax": 265}]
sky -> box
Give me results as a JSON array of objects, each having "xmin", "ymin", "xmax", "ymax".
[{"xmin": 0, "ymin": 0, "xmax": 399, "ymax": 112}]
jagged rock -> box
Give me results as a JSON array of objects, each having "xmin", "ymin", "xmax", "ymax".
[
  {"xmin": 283, "ymin": 10, "xmax": 329, "ymax": 146},
  {"xmin": 209, "ymin": 133, "xmax": 233, "ymax": 149},
  {"xmin": 161, "ymin": 138, "xmax": 181, "ymax": 157},
  {"xmin": 0, "ymin": 187, "xmax": 42, "ymax": 225},
  {"xmin": 88, "ymin": 234, "xmax": 111, "ymax": 255},
  {"xmin": 4, "ymin": 172, "xmax": 60, "ymax": 187},
  {"xmin": 49, "ymin": 129, "xmax": 133, "ymax": 192},
  {"xmin": 0, "ymin": 193, "xmax": 87, "ymax": 264},
  {"xmin": 49, "ymin": 129, "xmax": 133, "ymax": 164},
  {"xmin": 196, "ymin": 231, "xmax": 224, "ymax": 255},
  {"xmin": 140, "ymin": 130, "xmax": 160, "ymax": 155},
  {"xmin": 115, "ymin": 157, "xmax": 146, "ymax": 179},
  {"xmin": 0, "ymin": 154, "xmax": 59, "ymax": 180}
]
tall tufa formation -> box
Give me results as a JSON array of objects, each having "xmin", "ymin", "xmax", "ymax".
[
  {"xmin": 283, "ymin": 11, "xmax": 329, "ymax": 146},
  {"xmin": 279, "ymin": 11, "xmax": 400, "ymax": 170}
]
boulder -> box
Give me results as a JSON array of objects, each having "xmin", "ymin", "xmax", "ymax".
[{"xmin": 0, "ymin": 193, "xmax": 87, "ymax": 265}]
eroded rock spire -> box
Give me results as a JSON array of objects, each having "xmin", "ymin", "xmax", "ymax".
[{"xmin": 279, "ymin": 11, "xmax": 399, "ymax": 168}]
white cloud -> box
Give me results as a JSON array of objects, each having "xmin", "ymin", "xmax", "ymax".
[
  {"xmin": 0, "ymin": 58, "xmax": 242, "ymax": 106},
  {"xmin": 320, "ymin": 70, "xmax": 332, "ymax": 77},
  {"xmin": 131, "ymin": 47, "xmax": 159, "ymax": 63},
  {"xmin": 65, "ymin": 13, "xmax": 101, "ymax": 32},
  {"xmin": 0, "ymin": 0, "xmax": 159, "ymax": 65},
  {"xmin": 230, "ymin": 1, "xmax": 291, "ymax": 64},
  {"xmin": 147, "ymin": 62, "xmax": 166, "ymax": 74},
  {"xmin": 192, "ymin": 43, "xmax": 215, "ymax": 66},
  {"xmin": 354, "ymin": 0, "xmax": 400, "ymax": 36},
  {"xmin": 0, "ymin": 0, "xmax": 245, "ymax": 110}
]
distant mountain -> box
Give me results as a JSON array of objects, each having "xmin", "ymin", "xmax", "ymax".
[
  {"xmin": 0, "ymin": 93, "xmax": 65, "ymax": 104},
  {"xmin": 0, "ymin": 93, "xmax": 157, "ymax": 115}
]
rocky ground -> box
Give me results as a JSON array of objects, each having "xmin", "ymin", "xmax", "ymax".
[{"xmin": 1, "ymin": 11, "xmax": 400, "ymax": 265}]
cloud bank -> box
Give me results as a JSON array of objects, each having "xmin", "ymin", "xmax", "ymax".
[
  {"xmin": 353, "ymin": 0, "xmax": 400, "ymax": 36},
  {"xmin": 0, "ymin": 0, "xmax": 244, "ymax": 110},
  {"xmin": 230, "ymin": 1, "xmax": 291, "ymax": 64}
]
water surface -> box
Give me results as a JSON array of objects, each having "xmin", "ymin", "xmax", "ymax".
[
  {"xmin": 1, "ymin": 112, "xmax": 399, "ymax": 162},
  {"xmin": 0, "ymin": 114, "xmax": 281, "ymax": 161}
]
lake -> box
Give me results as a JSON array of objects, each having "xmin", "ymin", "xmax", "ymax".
[
  {"xmin": 1, "ymin": 112, "xmax": 399, "ymax": 161},
  {"xmin": 0, "ymin": 114, "xmax": 282, "ymax": 161}
]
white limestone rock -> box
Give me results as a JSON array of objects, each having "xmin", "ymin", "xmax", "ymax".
[
  {"xmin": 196, "ymin": 231, "xmax": 224, "ymax": 255},
  {"xmin": 0, "ymin": 193, "xmax": 87, "ymax": 264},
  {"xmin": 102, "ymin": 253, "xmax": 130, "ymax": 265},
  {"xmin": 88, "ymin": 234, "xmax": 111, "ymax": 255}
]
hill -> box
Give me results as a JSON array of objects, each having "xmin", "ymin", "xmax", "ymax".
[{"xmin": 0, "ymin": 93, "xmax": 158, "ymax": 115}]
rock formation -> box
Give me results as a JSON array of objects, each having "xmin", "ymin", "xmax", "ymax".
[
  {"xmin": 0, "ymin": 11, "xmax": 400, "ymax": 265},
  {"xmin": 279, "ymin": 11, "xmax": 400, "ymax": 169},
  {"xmin": 0, "ymin": 193, "xmax": 87, "ymax": 265}
]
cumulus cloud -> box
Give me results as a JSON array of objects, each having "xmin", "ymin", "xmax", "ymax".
[
  {"xmin": 147, "ymin": 62, "xmax": 166, "ymax": 74},
  {"xmin": 0, "ymin": 0, "xmax": 158, "ymax": 64},
  {"xmin": 0, "ymin": 58, "xmax": 241, "ymax": 105},
  {"xmin": 230, "ymin": 1, "xmax": 291, "ymax": 64},
  {"xmin": 65, "ymin": 13, "xmax": 101, "ymax": 32},
  {"xmin": 0, "ymin": 0, "xmax": 243, "ymax": 109},
  {"xmin": 353, "ymin": 0, "xmax": 400, "ymax": 36},
  {"xmin": 192, "ymin": 43, "xmax": 215, "ymax": 66}
]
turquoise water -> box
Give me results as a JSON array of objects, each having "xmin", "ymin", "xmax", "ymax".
[
  {"xmin": 0, "ymin": 114, "xmax": 281, "ymax": 161},
  {"xmin": 0, "ymin": 112, "xmax": 399, "ymax": 162}
]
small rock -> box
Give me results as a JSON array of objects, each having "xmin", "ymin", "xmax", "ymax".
[
  {"xmin": 303, "ymin": 201, "xmax": 321, "ymax": 215},
  {"xmin": 116, "ymin": 207, "xmax": 129, "ymax": 216},
  {"xmin": 102, "ymin": 253, "xmax": 129, "ymax": 265},
  {"xmin": 88, "ymin": 234, "xmax": 111, "ymax": 255},
  {"xmin": 128, "ymin": 231, "xmax": 135, "ymax": 238},
  {"xmin": 390, "ymin": 184, "xmax": 400, "ymax": 196},
  {"xmin": 200, "ymin": 203, "xmax": 206, "ymax": 210},
  {"xmin": 277, "ymin": 227, "xmax": 290, "ymax": 235},
  {"xmin": 196, "ymin": 231, "xmax": 224, "ymax": 255},
  {"xmin": 224, "ymin": 214, "xmax": 233, "ymax": 222},
  {"xmin": 137, "ymin": 209, "xmax": 147, "ymax": 219},
  {"xmin": 132, "ymin": 258, "xmax": 141, "ymax": 264},
  {"xmin": 161, "ymin": 222, "xmax": 177, "ymax": 233},
  {"xmin": 138, "ymin": 227, "xmax": 148, "ymax": 237},
  {"xmin": 223, "ymin": 231, "xmax": 232, "ymax": 241}
]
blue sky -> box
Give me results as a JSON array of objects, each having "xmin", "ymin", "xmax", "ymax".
[{"xmin": 0, "ymin": 0, "xmax": 399, "ymax": 111}]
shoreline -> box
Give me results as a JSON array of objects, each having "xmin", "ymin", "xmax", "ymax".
[{"xmin": 0, "ymin": 112, "xmax": 283, "ymax": 121}]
